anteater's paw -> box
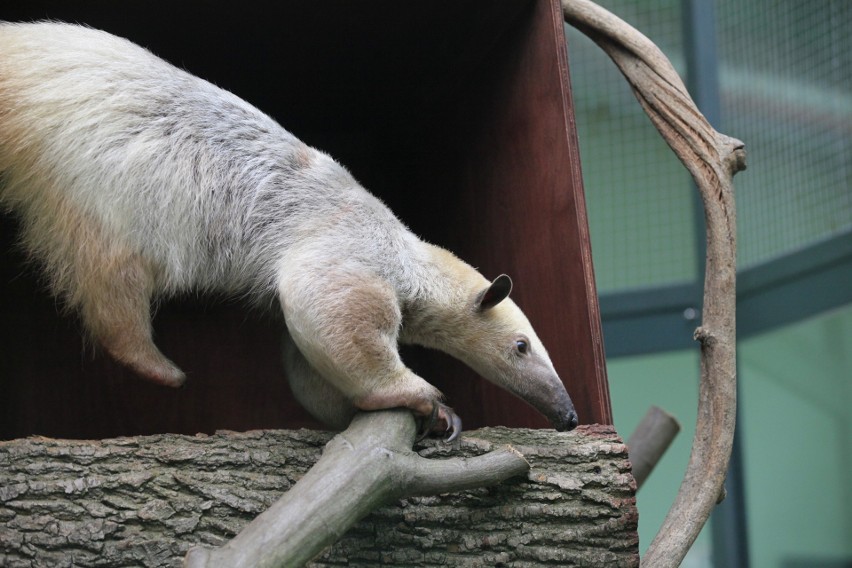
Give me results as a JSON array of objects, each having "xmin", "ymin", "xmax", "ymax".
[{"xmin": 416, "ymin": 402, "xmax": 462, "ymax": 443}]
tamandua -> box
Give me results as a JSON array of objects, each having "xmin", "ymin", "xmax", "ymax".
[{"xmin": 0, "ymin": 22, "xmax": 578, "ymax": 439}]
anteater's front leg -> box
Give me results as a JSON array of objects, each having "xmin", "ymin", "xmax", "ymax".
[
  {"xmin": 279, "ymin": 266, "xmax": 461, "ymax": 440},
  {"xmin": 78, "ymin": 251, "xmax": 185, "ymax": 388}
]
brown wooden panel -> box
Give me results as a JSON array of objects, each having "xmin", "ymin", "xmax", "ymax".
[{"xmin": 429, "ymin": 0, "xmax": 612, "ymax": 426}]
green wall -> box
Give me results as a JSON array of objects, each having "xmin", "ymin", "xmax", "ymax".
[
  {"xmin": 606, "ymin": 350, "xmax": 711, "ymax": 564},
  {"xmin": 738, "ymin": 305, "xmax": 852, "ymax": 567},
  {"xmin": 605, "ymin": 306, "xmax": 852, "ymax": 567}
]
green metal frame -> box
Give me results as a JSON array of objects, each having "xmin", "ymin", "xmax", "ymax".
[{"xmin": 600, "ymin": 232, "xmax": 852, "ymax": 357}]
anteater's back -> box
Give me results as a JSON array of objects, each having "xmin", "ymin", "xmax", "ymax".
[{"xmin": 0, "ymin": 22, "xmax": 347, "ymax": 296}]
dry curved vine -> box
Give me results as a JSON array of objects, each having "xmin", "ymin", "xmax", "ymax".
[{"xmin": 562, "ymin": 1, "xmax": 745, "ymax": 566}]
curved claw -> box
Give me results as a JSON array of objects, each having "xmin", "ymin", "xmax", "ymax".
[
  {"xmin": 415, "ymin": 402, "xmax": 463, "ymax": 443},
  {"xmin": 435, "ymin": 402, "xmax": 462, "ymax": 443},
  {"xmin": 444, "ymin": 410, "xmax": 463, "ymax": 443}
]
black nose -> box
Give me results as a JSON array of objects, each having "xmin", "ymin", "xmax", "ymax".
[
  {"xmin": 567, "ymin": 411, "xmax": 579, "ymax": 431},
  {"xmin": 555, "ymin": 411, "xmax": 579, "ymax": 432}
]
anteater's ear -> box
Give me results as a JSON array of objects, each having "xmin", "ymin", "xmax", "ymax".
[{"xmin": 476, "ymin": 274, "xmax": 513, "ymax": 311}]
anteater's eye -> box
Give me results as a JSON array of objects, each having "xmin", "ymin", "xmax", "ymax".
[{"xmin": 515, "ymin": 339, "xmax": 529, "ymax": 355}]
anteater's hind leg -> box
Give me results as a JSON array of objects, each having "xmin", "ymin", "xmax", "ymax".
[
  {"xmin": 76, "ymin": 251, "xmax": 186, "ymax": 387},
  {"xmin": 11, "ymin": 188, "xmax": 187, "ymax": 387}
]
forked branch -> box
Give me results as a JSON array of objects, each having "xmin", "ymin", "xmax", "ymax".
[
  {"xmin": 183, "ymin": 410, "xmax": 529, "ymax": 568},
  {"xmin": 562, "ymin": 1, "xmax": 745, "ymax": 566}
]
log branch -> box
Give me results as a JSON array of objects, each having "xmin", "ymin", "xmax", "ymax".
[
  {"xmin": 627, "ymin": 406, "xmax": 681, "ymax": 490},
  {"xmin": 562, "ymin": 1, "xmax": 745, "ymax": 566}
]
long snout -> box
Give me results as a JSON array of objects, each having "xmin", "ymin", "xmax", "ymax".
[
  {"xmin": 508, "ymin": 368, "xmax": 579, "ymax": 432},
  {"xmin": 546, "ymin": 388, "xmax": 579, "ymax": 432}
]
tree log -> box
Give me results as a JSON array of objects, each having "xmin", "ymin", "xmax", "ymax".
[
  {"xmin": 0, "ymin": 421, "xmax": 638, "ymax": 567},
  {"xmin": 563, "ymin": 1, "xmax": 745, "ymax": 566}
]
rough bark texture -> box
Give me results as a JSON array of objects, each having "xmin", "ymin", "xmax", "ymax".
[
  {"xmin": 563, "ymin": 1, "xmax": 744, "ymax": 566},
  {"xmin": 184, "ymin": 410, "xmax": 532, "ymax": 568},
  {"xmin": 0, "ymin": 424, "xmax": 638, "ymax": 567}
]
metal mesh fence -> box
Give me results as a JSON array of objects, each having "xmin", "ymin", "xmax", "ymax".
[
  {"xmin": 567, "ymin": 0, "xmax": 851, "ymax": 291},
  {"xmin": 717, "ymin": 0, "xmax": 852, "ymax": 268},
  {"xmin": 566, "ymin": 1, "xmax": 696, "ymax": 293}
]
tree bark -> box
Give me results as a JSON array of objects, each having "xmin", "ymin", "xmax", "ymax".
[
  {"xmin": 0, "ymin": 421, "xmax": 638, "ymax": 567},
  {"xmin": 563, "ymin": 1, "xmax": 745, "ymax": 566}
]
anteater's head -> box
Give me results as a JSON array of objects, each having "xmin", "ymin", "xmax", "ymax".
[
  {"xmin": 459, "ymin": 274, "xmax": 578, "ymax": 431},
  {"xmin": 408, "ymin": 251, "xmax": 578, "ymax": 431}
]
